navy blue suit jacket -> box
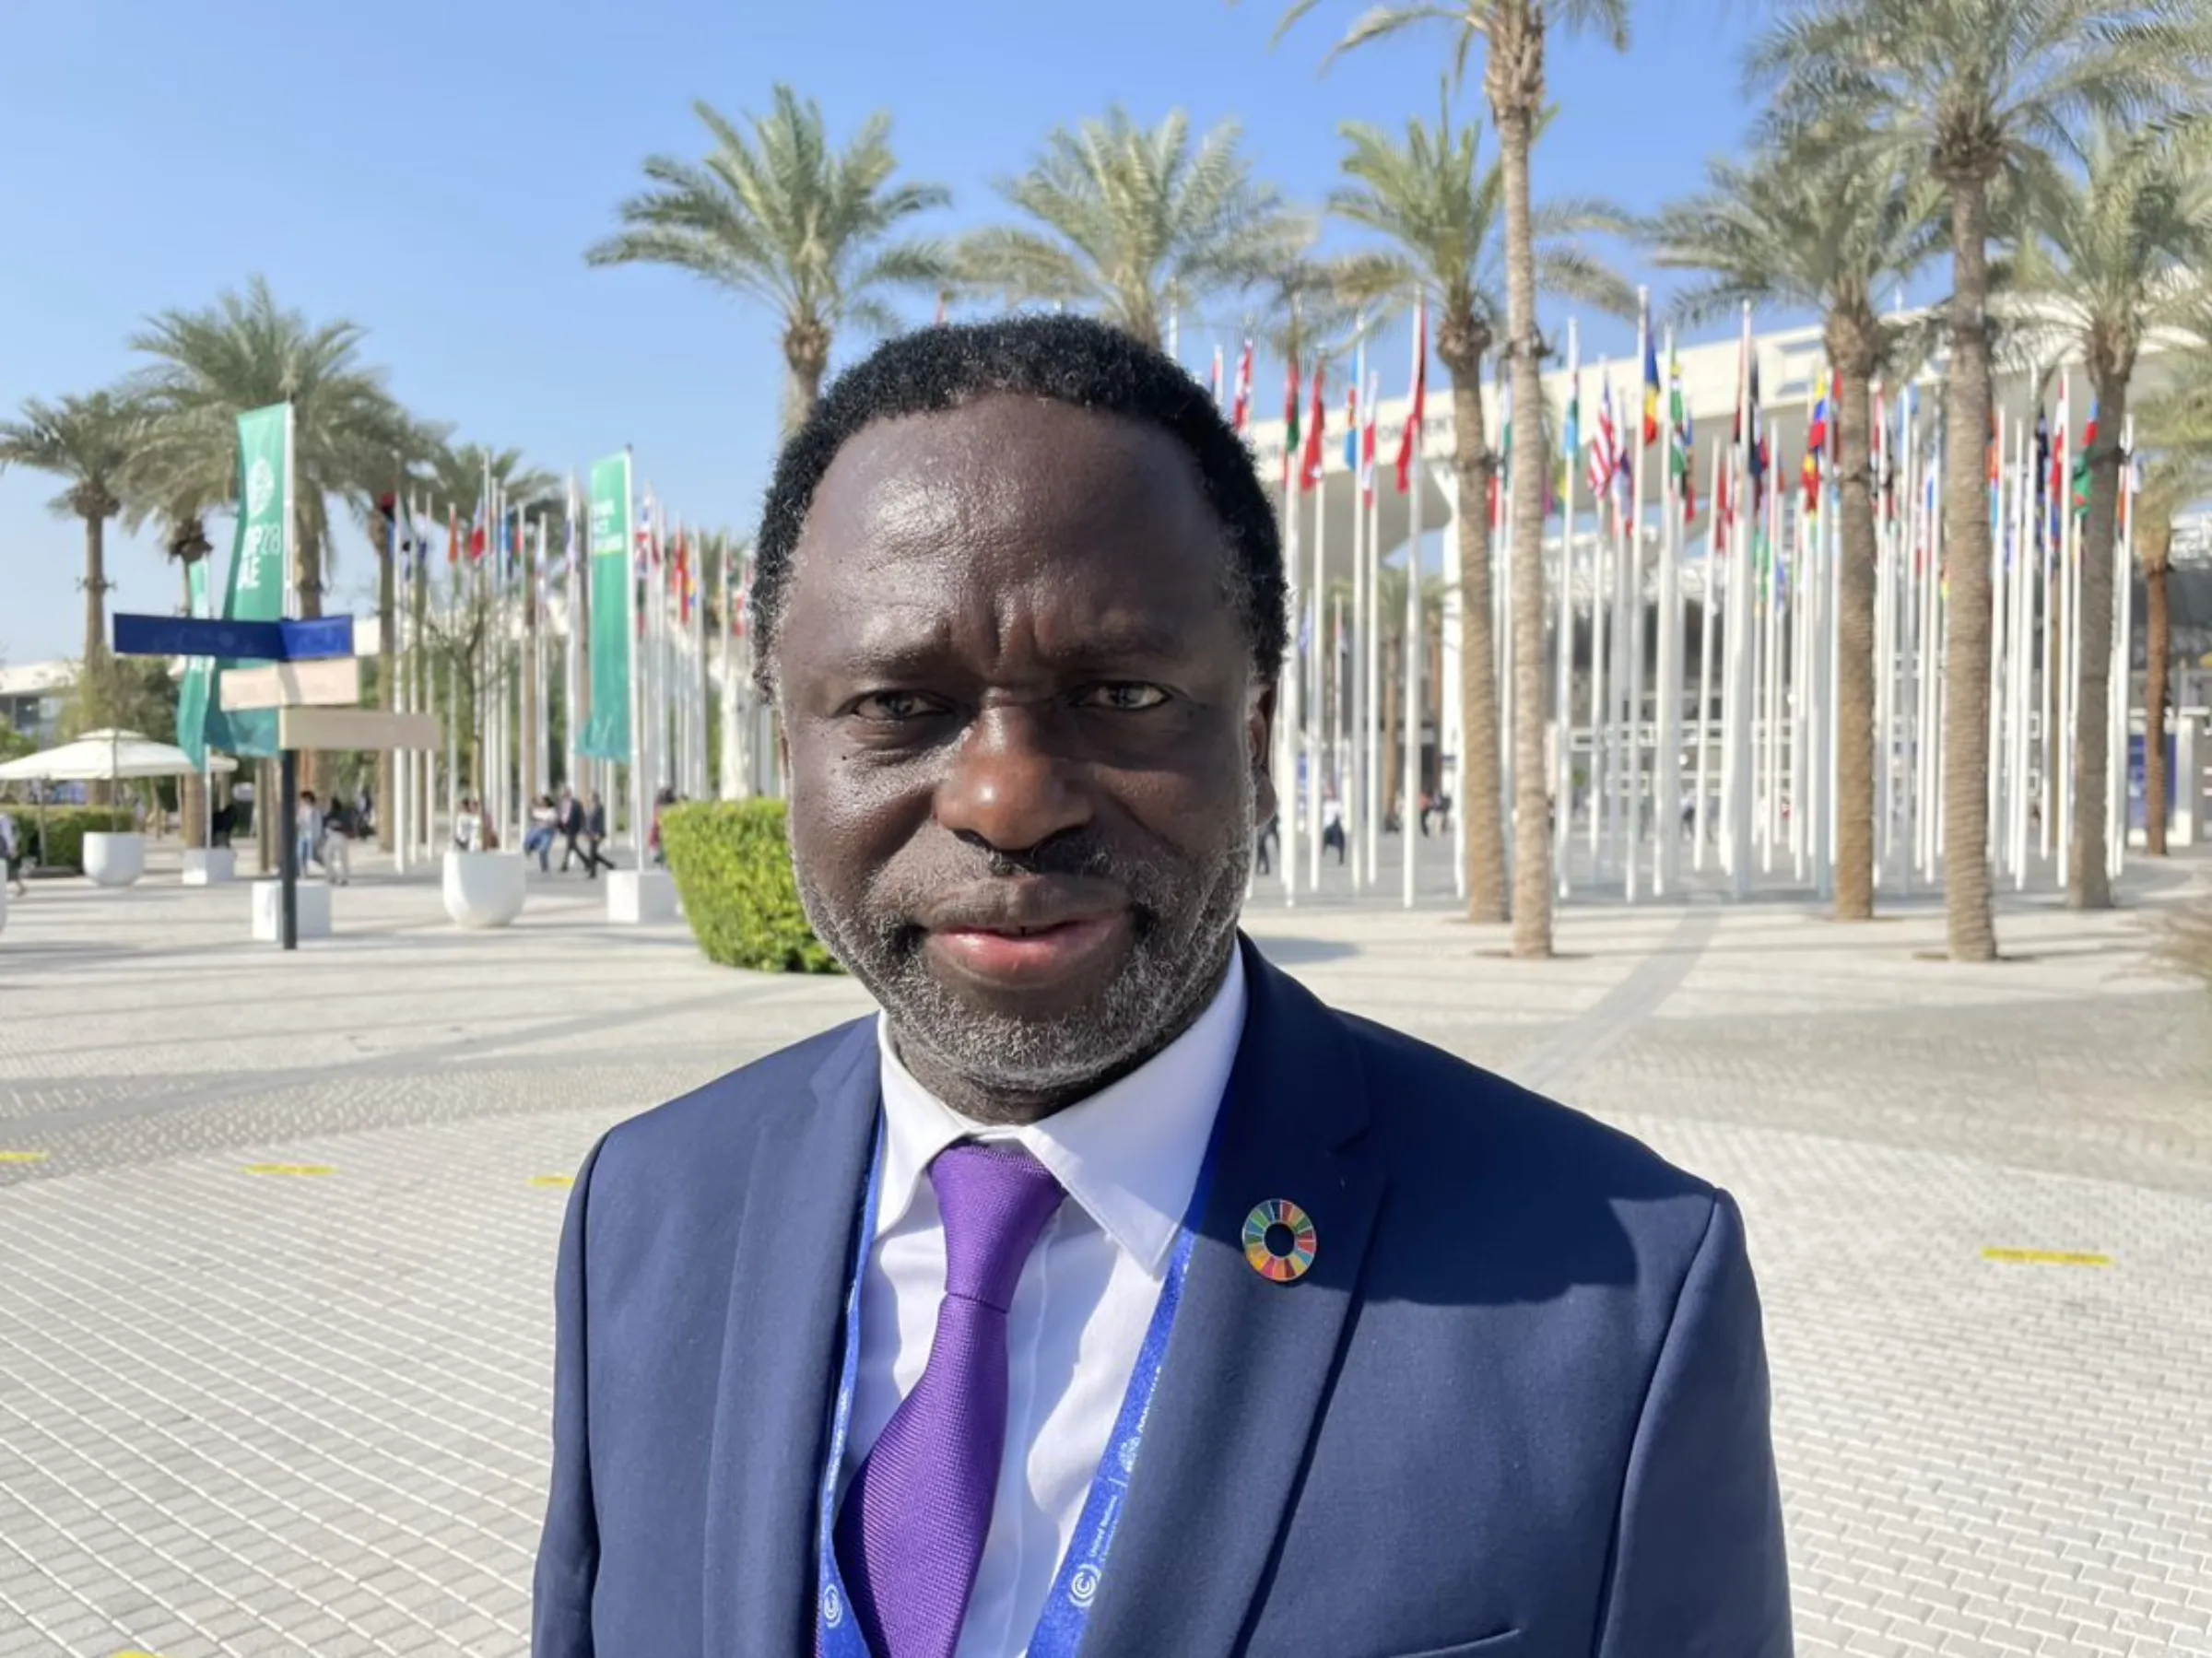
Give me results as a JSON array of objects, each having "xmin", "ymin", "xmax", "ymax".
[{"xmin": 534, "ymin": 941, "xmax": 1791, "ymax": 1656}]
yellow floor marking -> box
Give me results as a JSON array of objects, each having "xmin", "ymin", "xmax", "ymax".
[
  {"xmin": 531, "ymin": 1174, "xmax": 575, "ymax": 1190},
  {"xmin": 0, "ymin": 1150, "xmax": 50, "ymax": 1165},
  {"xmin": 241, "ymin": 1163, "xmax": 336, "ymax": 1178},
  {"xmin": 1983, "ymin": 1247, "xmax": 2113, "ymax": 1268}
]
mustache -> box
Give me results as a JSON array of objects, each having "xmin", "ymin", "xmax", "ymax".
[{"xmin": 872, "ymin": 831, "xmax": 1170, "ymax": 922}]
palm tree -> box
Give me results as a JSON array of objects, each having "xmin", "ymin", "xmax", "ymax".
[
  {"xmin": 128, "ymin": 276, "xmax": 423, "ymax": 623},
  {"xmin": 587, "ymin": 86, "xmax": 951, "ymax": 430},
  {"xmin": 1332, "ymin": 97, "xmax": 1631, "ymax": 923},
  {"xmin": 1647, "ymin": 135, "xmax": 1945, "ymax": 921},
  {"xmin": 1276, "ymin": 0, "xmax": 1632, "ymax": 958},
  {"xmin": 1750, "ymin": 0, "xmax": 2211, "ymax": 959},
  {"xmin": 958, "ymin": 108, "xmax": 1309, "ymax": 349},
  {"xmin": 2009, "ymin": 119, "xmax": 2212, "ymax": 907},
  {"xmin": 0, "ymin": 390, "xmax": 143, "ymax": 675}
]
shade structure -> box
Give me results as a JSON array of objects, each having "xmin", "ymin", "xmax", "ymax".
[{"xmin": 0, "ymin": 729, "xmax": 239, "ymax": 783}]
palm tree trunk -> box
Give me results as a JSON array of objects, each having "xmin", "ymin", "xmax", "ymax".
[
  {"xmin": 2144, "ymin": 523, "xmax": 2171, "ymax": 856},
  {"xmin": 82, "ymin": 512, "xmax": 110, "ymax": 673},
  {"xmin": 1446, "ymin": 358, "xmax": 1508, "ymax": 923},
  {"xmin": 181, "ymin": 558, "xmax": 207, "ymax": 851},
  {"xmin": 378, "ymin": 524, "xmax": 397, "ymax": 853},
  {"xmin": 782, "ymin": 321, "xmax": 832, "ymax": 434},
  {"xmin": 1491, "ymin": 10, "xmax": 1554, "ymax": 958},
  {"xmin": 1940, "ymin": 178, "xmax": 1998, "ymax": 960},
  {"xmin": 2068, "ymin": 362, "xmax": 2129, "ymax": 908},
  {"xmin": 1832, "ymin": 327, "xmax": 1879, "ymax": 920}
]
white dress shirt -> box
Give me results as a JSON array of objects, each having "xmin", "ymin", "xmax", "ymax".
[{"xmin": 846, "ymin": 950, "xmax": 1247, "ymax": 1658}]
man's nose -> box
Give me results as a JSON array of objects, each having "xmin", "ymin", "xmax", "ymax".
[{"xmin": 934, "ymin": 703, "xmax": 1091, "ymax": 856}]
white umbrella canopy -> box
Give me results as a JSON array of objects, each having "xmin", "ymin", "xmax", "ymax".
[{"xmin": 0, "ymin": 729, "xmax": 239, "ymax": 782}]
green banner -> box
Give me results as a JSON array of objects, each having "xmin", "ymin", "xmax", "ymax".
[
  {"xmin": 174, "ymin": 558, "xmax": 214, "ymax": 767},
  {"xmin": 202, "ymin": 403, "xmax": 292, "ymax": 758},
  {"xmin": 580, "ymin": 452, "xmax": 632, "ymax": 762}
]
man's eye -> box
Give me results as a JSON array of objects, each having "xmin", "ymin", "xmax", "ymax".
[
  {"xmin": 1078, "ymin": 683, "xmax": 1171, "ymax": 711},
  {"xmin": 852, "ymin": 691, "xmax": 947, "ymax": 722}
]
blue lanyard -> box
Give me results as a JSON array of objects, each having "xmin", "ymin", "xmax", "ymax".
[{"xmin": 817, "ymin": 1125, "xmax": 1212, "ymax": 1657}]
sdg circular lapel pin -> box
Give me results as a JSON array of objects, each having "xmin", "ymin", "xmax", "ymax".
[{"xmin": 1242, "ymin": 1198, "xmax": 1318, "ymax": 1284}]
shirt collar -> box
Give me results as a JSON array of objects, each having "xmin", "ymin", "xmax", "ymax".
[{"xmin": 874, "ymin": 949, "xmax": 1247, "ymax": 1278}]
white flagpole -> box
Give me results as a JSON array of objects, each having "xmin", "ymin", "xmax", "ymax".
[
  {"xmin": 1350, "ymin": 348, "xmax": 1370, "ymax": 894},
  {"xmin": 1724, "ymin": 304, "xmax": 1756, "ymax": 898},
  {"xmin": 1694, "ymin": 440, "xmax": 1721, "ymax": 871},
  {"xmin": 1403, "ymin": 311, "xmax": 1426, "ymax": 912},
  {"xmin": 1588, "ymin": 369, "xmax": 1611, "ymax": 866},
  {"xmin": 1655, "ymin": 326, "xmax": 1683, "ymax": 894},
  {"xmin": 1624, "ymin": 293, "xmax": 1652, "ymax": 900},
  {"xmin": 1554, "ymin": 323, "xmax": 1581, "ymax": 895},
  {"xmin": 1353, "ymin": 375, "xmax": 1371, "ymax": 897},
  {"xmin": 1280, "ymin": 402, "xmax": 1303, "ymax": 909},
  {"xmin": 2108, "ymin": 419, "xmax": 2134, "ymax": 882},
  {"xmin": 1481, "ymin": 370, "xmax": 1500, "ymax": 902},
  {"xmin": 1308, "ymin": 404, "xmax": 1327, "ymax": 897}
]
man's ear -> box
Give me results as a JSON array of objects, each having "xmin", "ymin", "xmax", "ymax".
[{"xmin": 1248, "ymin": 679, "xmax": 1277, "ymax": 829}]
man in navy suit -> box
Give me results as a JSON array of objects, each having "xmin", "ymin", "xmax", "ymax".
[{"xmin": 534, "ymin": 315, "xmax": 1791, "ymax": 1657}]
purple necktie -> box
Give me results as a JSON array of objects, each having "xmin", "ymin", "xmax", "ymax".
[{"xmin": 836, "ymin": 1142, "xmax": 1066, "ymax": 1658}]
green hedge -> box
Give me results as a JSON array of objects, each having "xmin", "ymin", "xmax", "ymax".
[
  {"xmin": 660, "ymin": 800, "xmax": 841, "ymax": 974},
  {"xmin": 16, "ymin": 807, "xmax": 137, "ymax": 873}
]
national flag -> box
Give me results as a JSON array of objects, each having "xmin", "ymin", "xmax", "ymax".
[
  {"xmin": 1802, "ymin": 368, "xmax": 1829, "ymax": 512},
  {"xmin": 1712, "ymin": 462, "xmax": 1732, "ymax": 557},
  {"xmin": 1210, "ymin": 345, "xmax": 1225, "ymax": 411},
  {"xmin": 1231, "ymin": 341, "xmax": 1254, "ymax": 433},
  {"xmin": 676, "ymin": 529, "xmax": 693, "ymax": 624},
  {"xmin": 2073, "ymin": 398, "xmax": 2098, "ymax": 515},
  {"xmin": 1343, "ymin": 376, "xmax": 1359, "ymax": 474},
  {"xmin": 1300, "ymin": 360, "xmax": 1327, "ymax": 492},
  {"xmin": 1667, "ymin": 347, "xmax": 1695, "ymax": 522},
  {"xmin": 1283, "ymin": 356, "xmax": 1301, "ymax": 493},
  {"xmin": 448, "ymin": 505, "xmax": 461, "ymax": 567},
  {"xmin": 934, "ymin": 292, "xmax": 949, "ymax": 327},
  {"xmin": 732, "ymin": 549, "xmax": 752, "ymax": 639},
  {"xmin": 469, "ymin": 500, "xmax": 488, "ymax": 562},
  {"xmin": 1589, "ymin": 372, "xmax": 1621, "ymax": 505},
  {"xmin": 1641, "ymin": 317, "xmax": 1662, "ymax": 447},
  {"xmin": 1747, "ymin": 359, "xmax": 1769, "ymax": 510},
  {"xmin": 1395, "ymin": 298, "xmax": 1428, "ymax": 494}
]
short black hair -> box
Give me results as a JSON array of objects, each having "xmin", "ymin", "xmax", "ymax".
[{"xmin": 751, "ymin": 313, "xmax": 1287, "ymax": 695}]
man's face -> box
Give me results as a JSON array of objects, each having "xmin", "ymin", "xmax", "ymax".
[{"xmin": 776, "ymin": 394, "xmax": 1274, "ymax": 1112}]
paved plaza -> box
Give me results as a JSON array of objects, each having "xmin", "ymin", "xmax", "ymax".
[{"xmin": 1, "ymin": 841, "xmax": 2208, "ymax": 1657}]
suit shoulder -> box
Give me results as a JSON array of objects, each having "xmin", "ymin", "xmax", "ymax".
[
  {"xmin": 595, "ymin": 1016, "xmax": 872, "ymax": 1177},
  {"xmin": 1335, "ymin": 1008, "xmax": 1715, "ymax": 1209}
]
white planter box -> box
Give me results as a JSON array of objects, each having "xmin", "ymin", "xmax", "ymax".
[
  {"xmin": 442, "ymin": 850, "xmax": 527, "ymax": 929},
  {"xmin": 182, "ymin": 847, "xmax": 237, "ymax": 886},
  {"xmin": 251, "ymin": 877, "xmax": 332, "ymax": 942},
  {"xmin": 606, "ymin": 868, "xmax": 677, "ymax": 924},
  {"xmin": 82, "ymin": 831, "xmax": 146, "ymax": 888}
]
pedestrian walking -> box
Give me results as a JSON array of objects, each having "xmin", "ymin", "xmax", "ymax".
[
  {"xmin": 1322, "ymin": 791, "xmax": 1347, "ymax": 864},
  {"xmin": 582, "ymin": 793, "xmax": 613, "ymax": 876},
  {"xmin": 0, "ymin": 806, "xmax": 26, "ymax": 897},
  {"xmin": 296, "ymin": 790, "xmax": 324, "ymax": 875},
  {"xmin": 322, "ymin": 794, "xmax": 354, "ymax": 886},
  {"xmin": 556, "ymin": 787, "xmax": 588, "ymax": 873},
  {"xmin": 524, "ymin": 795, "xmax": 560, "ymax": 873}
]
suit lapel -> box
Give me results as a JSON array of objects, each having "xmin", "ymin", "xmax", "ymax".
[
  {"xmin": 700, "ymin": 1018, "xmax": 879, "ymax": 1655},
  {"xmin": 1080, "ymin": 939, "xmax": 1385, "ymax": 1657}
]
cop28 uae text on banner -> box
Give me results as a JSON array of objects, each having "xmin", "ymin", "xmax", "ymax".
[
  {"xmin": 200, "ymin": 403, "xmax": 293, "ymax": 759},
  {"xmin": 580, "ymin": 453, "xmax": 633, "ymax": 763}
]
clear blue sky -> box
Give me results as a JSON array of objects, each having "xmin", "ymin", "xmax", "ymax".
[{"xmin": 1, "ymin": 0, "xmax": 1772, "ymax": 665}]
